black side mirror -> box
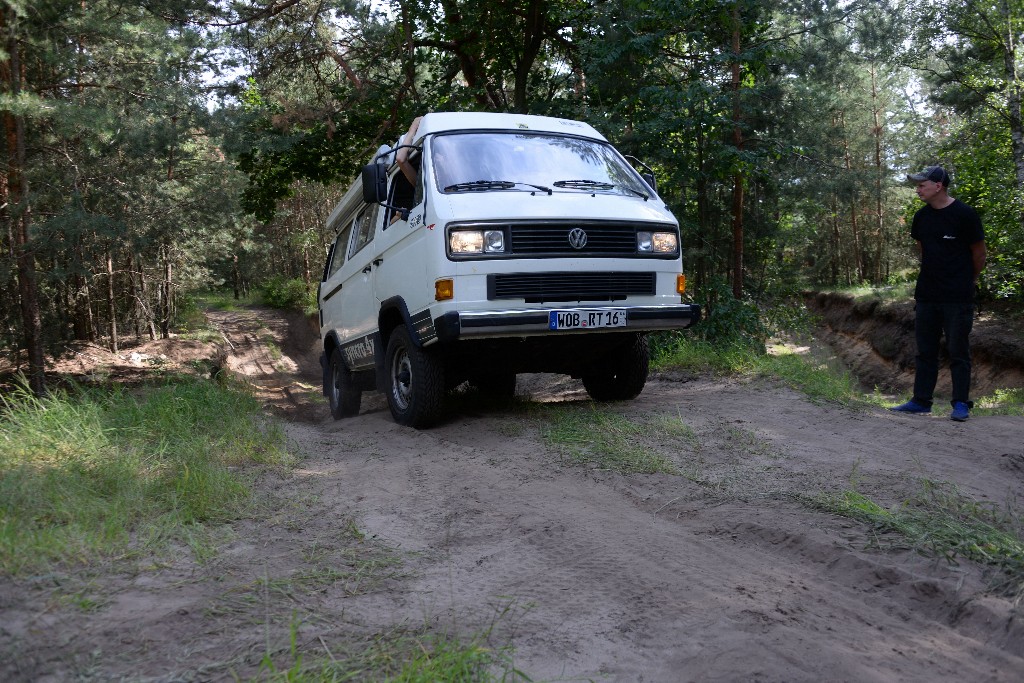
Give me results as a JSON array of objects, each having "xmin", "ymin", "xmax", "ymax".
[
  {"xmin": 641, "ymin": 172, "xmax": 657, "ymax": 194},
  {"xmin": 361, "ymin": 163, "xmax": 387, "ymax": 204}
]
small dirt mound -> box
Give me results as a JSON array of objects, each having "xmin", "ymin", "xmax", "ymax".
[{"xmin": 806, "ymin": 291, "xmax": 1024, "ymax": 397}]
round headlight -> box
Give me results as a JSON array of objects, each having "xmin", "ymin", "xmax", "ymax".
[
  {"xmin": 484, "ymin": 230, "xmax": 505, "ymax": 253},
  {"xmin": 637, "ymin": 231, "xmax": 653, "ymax": 252}
]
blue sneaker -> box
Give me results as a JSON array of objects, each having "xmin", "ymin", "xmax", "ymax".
[
  {"xmin": 890, "ymin": 400, "xmax": 931, "ymax": 414},
  {"xmin": 950, "ymin": 402, "xmax": 970, "ymax": 422}
]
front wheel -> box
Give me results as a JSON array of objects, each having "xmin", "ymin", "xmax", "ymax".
[
  {"xmin": 582, "ymin": 333, "xmax": 649, "ymax": 401},
  {"xmin": 328, "ymin": 348, "xmax": 361, "ymax": 419},
  {"xmin": 385, "ymin": 326, "xmax": 446, "ymax": 428}
]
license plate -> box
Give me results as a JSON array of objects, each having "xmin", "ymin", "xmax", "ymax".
[{"xmin": 548, "ymin": 309, "xmax": 627, "ymax": 330}]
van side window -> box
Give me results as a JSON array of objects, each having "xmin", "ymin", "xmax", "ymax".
[
  {"xmin": 320, "ymin": 242, "xmax": 335, "ymax": 282},
  {"xmin": 327, "ymin": 218, "xmax": 354, "ymax": 279},
  {"xmin": 385, "ymin": 155, "xmax": 420, "ymax": 227},
  {"xmin": 350, "ymin": 204, "xmax": 377, "ymax": 255}
]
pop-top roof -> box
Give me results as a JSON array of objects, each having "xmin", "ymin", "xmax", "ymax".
[{"xmin": 413, "ymin": 112, "xmax": 607, "ymax": 144}]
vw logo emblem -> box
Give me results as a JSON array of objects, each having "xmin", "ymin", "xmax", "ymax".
[{"xmin": 567, "ymin": 227, "xmax": 588, "ymax": 249}]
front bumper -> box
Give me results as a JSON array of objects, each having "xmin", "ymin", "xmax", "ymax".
[{"xmin": 430, "ymin": 304, "xmax": 701, "ymax": 343}]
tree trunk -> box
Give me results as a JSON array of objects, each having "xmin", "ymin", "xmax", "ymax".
[
  {"xmin": 838, "ymin": 110, "xmax": 865, "ymax": 282},
  {"xmin": 730, "ymin": 3, "xmax": 744, "ymax": 299},
  {"xmin": 1000, "ymin": 5, "xmax": 1024, "ymax": 196},
  {"xmin": 871, "ymin": 64, "xmax": 886, "ymax": 283},
  {"xmin": 106, "ymin": 251, "xmax": 118, "ymax": 352},
  {"xmin": 513, "ymin": 0, "xmax": 546, "ymax": 113},
  {"xmin": 830, "ymin": 197, "xmax": 840, "ymax": 285},
  {"xmin": 160, "ymin": 248, "xmax": 172, "ymax": 339},
  {"xmin": 139, "ymin": 256, "xmax": 156, "ymax": 341},
  {"xmin": 3, "ymin": 13, "xmax": 46, "ymax": 394},
  {"xmin": 128, "ymin": 253, "xmax": 140, "ymax": 342}
]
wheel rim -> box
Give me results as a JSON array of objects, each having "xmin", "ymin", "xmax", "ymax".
[{"xmin": 390, "ymin": 347, "xmax": 413, "ymax": 411}]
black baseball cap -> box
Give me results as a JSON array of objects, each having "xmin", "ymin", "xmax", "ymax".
[{"xmin": 907, "ymin": 165, "xmax": 950, "ymax": 186}]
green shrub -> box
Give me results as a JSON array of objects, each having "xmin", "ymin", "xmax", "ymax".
[
  {"xmin": 260, "ymin": 276, "xmax": 312, "ymax": 312},
  {"xmin": 651, "ymin": 276, "xmax": 768, "ymax": 360}
]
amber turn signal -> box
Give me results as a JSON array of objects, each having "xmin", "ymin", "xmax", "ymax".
[
  {"xmin": 435, "ymin": 278, "xmax": 454, "ymax": 301},
  {"xmin": 676, "ymin": 274, "xmax": 687, "ymax": 295}
]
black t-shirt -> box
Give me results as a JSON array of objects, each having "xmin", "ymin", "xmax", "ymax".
[{"xmin": 910, "ymin": 198, "xmax": 984, "ymax": 303}]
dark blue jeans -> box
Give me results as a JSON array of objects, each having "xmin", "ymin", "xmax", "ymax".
[{"xmin": 913, "ymin": 302, "xmax": 974, "ymax": 408}]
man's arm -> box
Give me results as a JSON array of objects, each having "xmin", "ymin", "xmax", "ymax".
[
  {"xmin": 970, "ymin": 240, "xmax": 987, "ymax": 280},
  {"xmin": 396, "ymin": 116, "xmax": 422, "ymax": 185}
]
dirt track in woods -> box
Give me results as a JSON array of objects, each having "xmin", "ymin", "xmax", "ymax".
[{"xmin": 2, "ymin": 305, "xmax": 1023, "ymax": 682}]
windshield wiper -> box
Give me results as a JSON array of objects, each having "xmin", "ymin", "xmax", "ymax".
[
  {"xmin": 444, "ymin": 180, "xmax": 552, "ymax": 195},
  {"xmin": 553, "ymin": 179, "xmax": 648, "ymax": 200},
  {"xmin": 554, "ymin": 179, "xmax": 615, "ymax": 190},
  {"xmin": 620, "ymin": 186, "xmax": 650, "ymax": 200}
]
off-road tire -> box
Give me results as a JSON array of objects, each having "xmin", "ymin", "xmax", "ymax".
[
  {"xmin": 385, "ymin": 325, "xmax": 446, "ymax": 428},
  {"xmin": 328, "ymin": 348, "xmax": 362, "ymax": 419},
  {"xmin": 581, "ymin": 333, "xmax": 649, "ymax": 401}
]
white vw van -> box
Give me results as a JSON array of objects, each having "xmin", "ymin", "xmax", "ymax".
[{"xmin": 318, "ymin": 112, "xmax": 700, "ymax": 428}]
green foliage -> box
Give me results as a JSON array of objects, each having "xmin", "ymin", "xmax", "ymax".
[
  {"xmin": 0, "ymin": 377, "xmax": 291, "ymax": 575},
  {"xmin": 974, "ymin": 388, "xmax": 1024, "ymax": 417},
  {"xmin": 5, "ymin": 0, "xmax": 1024, "ymax": 370},
  {"xmin": 931, "ymin": 107, "xmax": 1024, "ymax": 302},
  {"xmin": 260, "ymin": 276, "xmax": 313, "ymax": 312},
  {"xmin": 652, "ymin": 277, "xmax": 768, "ymax": 360}
]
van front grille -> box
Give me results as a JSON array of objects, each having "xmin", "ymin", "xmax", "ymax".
[
  {"xmin": 488, "ymin": 272, "xmax": 656, "ymax": 303},
  {"xmin": 509, "ymin": 223, "xmax": 638, "ymax": 255}
]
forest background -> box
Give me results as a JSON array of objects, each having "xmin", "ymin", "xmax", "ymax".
[{"xmin": 3, "ymin": 0, "xmax": 1023, "ymax": 395}]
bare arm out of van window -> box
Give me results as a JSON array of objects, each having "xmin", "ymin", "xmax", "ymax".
[{"xmin": 396, "ymin": 116, "xmax": 422, "ymax": 185}]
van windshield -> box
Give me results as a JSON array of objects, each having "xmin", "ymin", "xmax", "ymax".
[{"xmin": 430, "ymin": 132, "xmax": 650, "ymax": 198}]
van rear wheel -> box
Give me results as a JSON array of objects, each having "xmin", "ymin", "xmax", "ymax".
[
  {"xmin": 385, "ymin": 326, "xmax": 445, "ymax": 428},
  {"xmin": 328, "ymin": 348, "xmax": 362, "ymax": 419},
  {"xmin": 581, "ymin": 333, "xmax": 649, "ymax": 401}
]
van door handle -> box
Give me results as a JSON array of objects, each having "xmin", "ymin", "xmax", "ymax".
[
  {"xmin": 373, "ymin": 258, "xmax": 383, "ymax": 266},
  {"xmin": 362, "ymin": 264, "xmax": 372, "ymax": 274}
]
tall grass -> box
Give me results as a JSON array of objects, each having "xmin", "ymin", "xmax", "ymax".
[
  {"xmin": 0, "ymin": 377, "xmax": 291, "ymax": 575},
  {"xmin": 653, "ymin": 337, "xmax": 865, "ymax": 405}
]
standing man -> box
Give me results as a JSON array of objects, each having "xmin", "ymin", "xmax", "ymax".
[{"xmin": 892, "ymin": 166, "xmax": 986, "ymax": 421}]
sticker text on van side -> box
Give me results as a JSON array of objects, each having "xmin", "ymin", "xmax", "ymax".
[{"xmin": 344, "ymin": 337, "xmax": 374, "ymax": 365}]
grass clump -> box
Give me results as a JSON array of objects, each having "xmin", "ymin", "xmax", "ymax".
[
  {"xmin": 195, "ymin": 289, "xmax": 258, "ymax": 311},
  {"xmin": 653, "ymin": 337, "xmax": 864, "ymax": 406},
  {"xmin": 255, "ymin": 618, "xmax": 529, "ymax": 682},
  {"xmin": 812, "ymin": 481, "xmax": 1024, "ymax": 600},
  {"xmin": 973, "ymin": 388, "xmax": 1024, "ymax": 416},
  {"xmin": 257, "ymin": 632, "xmax": 524, "ymax": 682},
  {"xmin": 0, "ymin": 376, "xmax": 291, "ymax": 575},
  {"xmin": 538, "ymin": 404, "xmax": 680, "ymax": 474}
]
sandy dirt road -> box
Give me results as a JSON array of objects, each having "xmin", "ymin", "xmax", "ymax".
[{"xmin": 3, "ymin": 306, "xmax": 1023, "ymax": 682}]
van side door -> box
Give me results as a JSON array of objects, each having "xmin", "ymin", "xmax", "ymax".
[
  {"xmin": 320, "ymin": 203, "xmax": 380, "ymax": 369},
  {"xmin": 336, "ymin": 203, "xmax": 380, "ymax": 369},
  {"xmin": 373, "ymin": 155, "xmax": 433, "ymax": 328}
]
